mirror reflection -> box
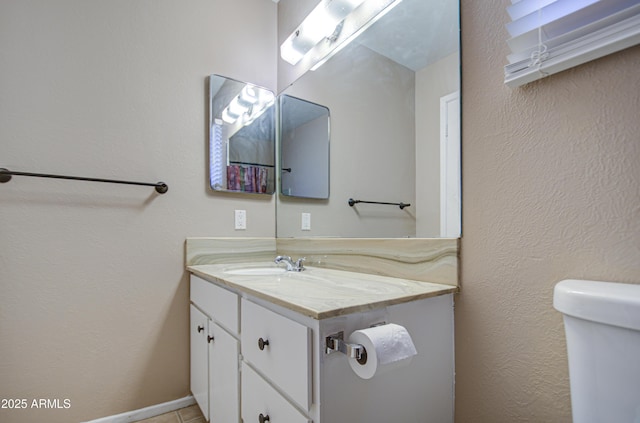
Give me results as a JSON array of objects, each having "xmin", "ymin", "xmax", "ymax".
[
  {"xmin": 276, "ymin": 0, "xmax": 460, "ymax": 238},
  {"xmin": 279, "ymin": 95, "xmax": 330, "ymax": 199},
  {"xmin": 209, "ymin": 74, "xmax": 276, "ymax": 194}
]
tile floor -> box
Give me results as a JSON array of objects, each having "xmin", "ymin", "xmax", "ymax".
[{"xmin": 133, "ymin": 404, "xmax": 205, "ymax": 423}]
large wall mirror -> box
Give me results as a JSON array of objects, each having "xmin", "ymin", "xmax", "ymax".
[
  {"xmin": 209, "ymin": 74, "xmax": 276, "ymax": 194},
  {"xmin": 276, "ymin": 0, "xmax": 460, "ymax": 238}
]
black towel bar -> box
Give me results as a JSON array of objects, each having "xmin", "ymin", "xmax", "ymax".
[
  {"xmin": 348, "ymin": 198, "xmax": 410, "ymax": 210},
  {"xmin": 0, "ymin": 168, "xmax": 168, "ymax": 194}
]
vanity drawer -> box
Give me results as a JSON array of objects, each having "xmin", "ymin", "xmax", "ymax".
[
  {"xmin": 190, "ymin": 274, "xmax": 239, "ymax": 335},
  {"xmin": 242, "ymin": 362, "xmax": 311, "ymax": 423},
  {"xmin": 241, "ymin": 299, "xmax": 311, "ymax": 410}
]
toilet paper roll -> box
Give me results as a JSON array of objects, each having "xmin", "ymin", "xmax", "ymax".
[{"xmin": 347, "ymin": 323, "xmax": 417, "ymax": 379}]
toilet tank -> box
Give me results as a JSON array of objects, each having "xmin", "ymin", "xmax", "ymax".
[{"xmin": 553, "ymin": 279, "xmax": 640, "ymax": 423}]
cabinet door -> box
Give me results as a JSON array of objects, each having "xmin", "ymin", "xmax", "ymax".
[
  {"xmin": 190, "ymin": 305, "xmax": 209, "ymax": 420},
  {"xmin": 190, "ymin": 275, "xmax": 239, "ymax": 335},
  {"xmin": 241, "ymin": 299, "xmax": 311, "ymax": 410},
  {"xmin": 209, "ymin": 322, "xmax": 240, "ymax": 423},
  {"xmin": 242, "ymin": 362, "xmax": 311, "ymax": 423}
]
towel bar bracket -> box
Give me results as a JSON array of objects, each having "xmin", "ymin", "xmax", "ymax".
[{"xmin": 0, "ymin": 169, "xmax": 11, "ymax": 184}]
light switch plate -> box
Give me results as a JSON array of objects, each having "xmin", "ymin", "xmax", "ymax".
[
  {"xmin": 301, "ymin": 212, "xmax": 311, "ymax": 231},
  {"xmin": 235, "ymin": 210, "xmax": 246, "ymax": 230}
]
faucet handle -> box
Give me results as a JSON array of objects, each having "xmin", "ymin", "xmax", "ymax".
[
  {"xmin": 274, "ymin": 255, "xmax": 305, "ymax": 271},
  {"xmin": 274, "ymin": 255, "xmax": 294, "ymax": 271}
]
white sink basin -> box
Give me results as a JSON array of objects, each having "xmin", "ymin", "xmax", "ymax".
[{"xmin": 224, "ymin": 267, "xmax": 287, "ymax": 276}]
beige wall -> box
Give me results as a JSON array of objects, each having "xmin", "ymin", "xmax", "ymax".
[
  {"xmin": 456, "ymin": 1, "xmax": 640, "ymax": 422},
  {"xmin": 0, "ymin": 1, "xmax": 276, "ymax": 422}
]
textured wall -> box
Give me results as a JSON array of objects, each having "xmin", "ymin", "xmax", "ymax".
[
  {"xmin": 0, "ymin": 1, "xmax": 276, "ymax": 422},
  {"xmin": 456, "ymin": 1, "xmax": 640, "ymax": 421}
]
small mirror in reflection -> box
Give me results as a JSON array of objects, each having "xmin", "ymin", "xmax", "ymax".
[
  {"xmin": 209, "ymin": 74, "xmax": 276, "ymax": 194},
  {"xmin": 279, "ymin": 95, "xmax": 330, "ymax": 199}
]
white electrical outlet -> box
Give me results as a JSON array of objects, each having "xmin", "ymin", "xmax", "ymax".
[
  {"xmin": 235, "ymin": 210, "xmax": 246, "ymax": 230},
  {"xmin": 301, "ymin": 212, "xmax": 311, "ymax": 231}
]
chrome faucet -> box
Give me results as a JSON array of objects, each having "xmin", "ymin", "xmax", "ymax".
[{"xmin": 274, "ymin": 255, "xmax": 306, "ymax": 272}]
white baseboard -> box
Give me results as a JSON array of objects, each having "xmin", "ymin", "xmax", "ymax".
[{"xmin": 82, "ymin": 395, "xmax": 196, "ymax": 423}]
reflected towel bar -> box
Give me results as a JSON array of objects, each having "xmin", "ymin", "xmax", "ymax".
[
  {"xmin": 229, "ymin": 160, "xmax": 275, "ymax": 169},
  {"xmin": 348, "ymin": 198, "xmax": 410, "ymax": 210},
  {"xmin": 0, "ymin": 168, "xmax": 168, "ymax": 194}
]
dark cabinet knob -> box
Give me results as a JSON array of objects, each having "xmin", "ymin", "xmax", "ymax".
[
  {"xmin": 197, "ymin": 325, "xmax": 204, "ymax": 333},
  {"xmin": 207, "ymin": 335, "xmax": 215, "ymax": 343},
  {"xmin": 259, "ymin": 413, "xmax": 270, "ymax": 422},
  {"xmin": 258, "ymin": 337, "xmax": 270, "ymax": 350}
]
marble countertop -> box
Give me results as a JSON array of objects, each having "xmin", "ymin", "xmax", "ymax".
[{"xmin": 187, "ymin": 262, "xmax": 457, "ymax": 319}]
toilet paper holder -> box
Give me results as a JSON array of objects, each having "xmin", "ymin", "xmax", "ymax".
[
  {"xmin": 325, "ymin": 331, "xmax": 368, "ymax": 364},
  {"xmin": 326, "ymin": 322, "xmax": 387, "ymax": 364}
]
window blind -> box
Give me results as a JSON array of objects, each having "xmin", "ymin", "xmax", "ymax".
[{"xmin": 504, "ymin": 0, "xmax": 640, "ymax": 87}]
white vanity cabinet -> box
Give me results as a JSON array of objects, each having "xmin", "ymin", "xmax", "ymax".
[
  {"xmin": 241, "ymin": 298, "xmax": 312, "ymax": 422},
  {"xmin": 189, "ymin": 305, "xmax": 209, "ymax": 415},
  {"xmin": 242, "ymin": 362, "xmax": 311, "ymax": 423},
  {"xmin": 241, "ymin": 299, "xmax": 311, "ymax": 409},
  {"xmin": 190, "ymin": 275, "xmax": 240, "ymax": 423},
  {"xmin": 189, "ymin": 271, "xmax": 455, "ymax": 423},
  {"xmin": 238, "ymin": 294, "xmax": 455, "ymax": 423}
]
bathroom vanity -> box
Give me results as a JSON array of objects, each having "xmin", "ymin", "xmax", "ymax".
[{"xmin": 188, "ymin": 262, "xmax": 456, "ymax": 423}]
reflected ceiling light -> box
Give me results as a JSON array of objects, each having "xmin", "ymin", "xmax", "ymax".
[
  {"xmin": 281, "ymin": 0, "xmax": 403, "ymax": 70},
  {"xmin": 221, "ymin": 84, "xmax": 275, "ymax": 126},
  {"xmin": 241, "ymin": 86, "xmax": 258, "ymax": 103},
  {"xmin": 281, "ymin": 0, "xmax": 368, "ymax": 65},
  {"xmin": 309, "ymin": 0, "xmax": 404, "ymax": 71},
  {"xmin": 228, "ymin": 98, "xmax": 249, "ymax": 117},
  {"xmin": 221, "ymin": 108, "xmax": 239, "ymax": 124}
]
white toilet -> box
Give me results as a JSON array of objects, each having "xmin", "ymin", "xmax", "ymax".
[{"xmin": 554, "ymin": 279, "xmax": 640, "ymax": 423}]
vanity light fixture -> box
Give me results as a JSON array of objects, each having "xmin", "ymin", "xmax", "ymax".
[{"xmin": 281, "ymin": 0, "xmax": 403, "ymax": 70}]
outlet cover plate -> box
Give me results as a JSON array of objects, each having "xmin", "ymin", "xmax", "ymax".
[{"xmin": 235, "ymin": 210, "xmax": 247, "ymax": 230}]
